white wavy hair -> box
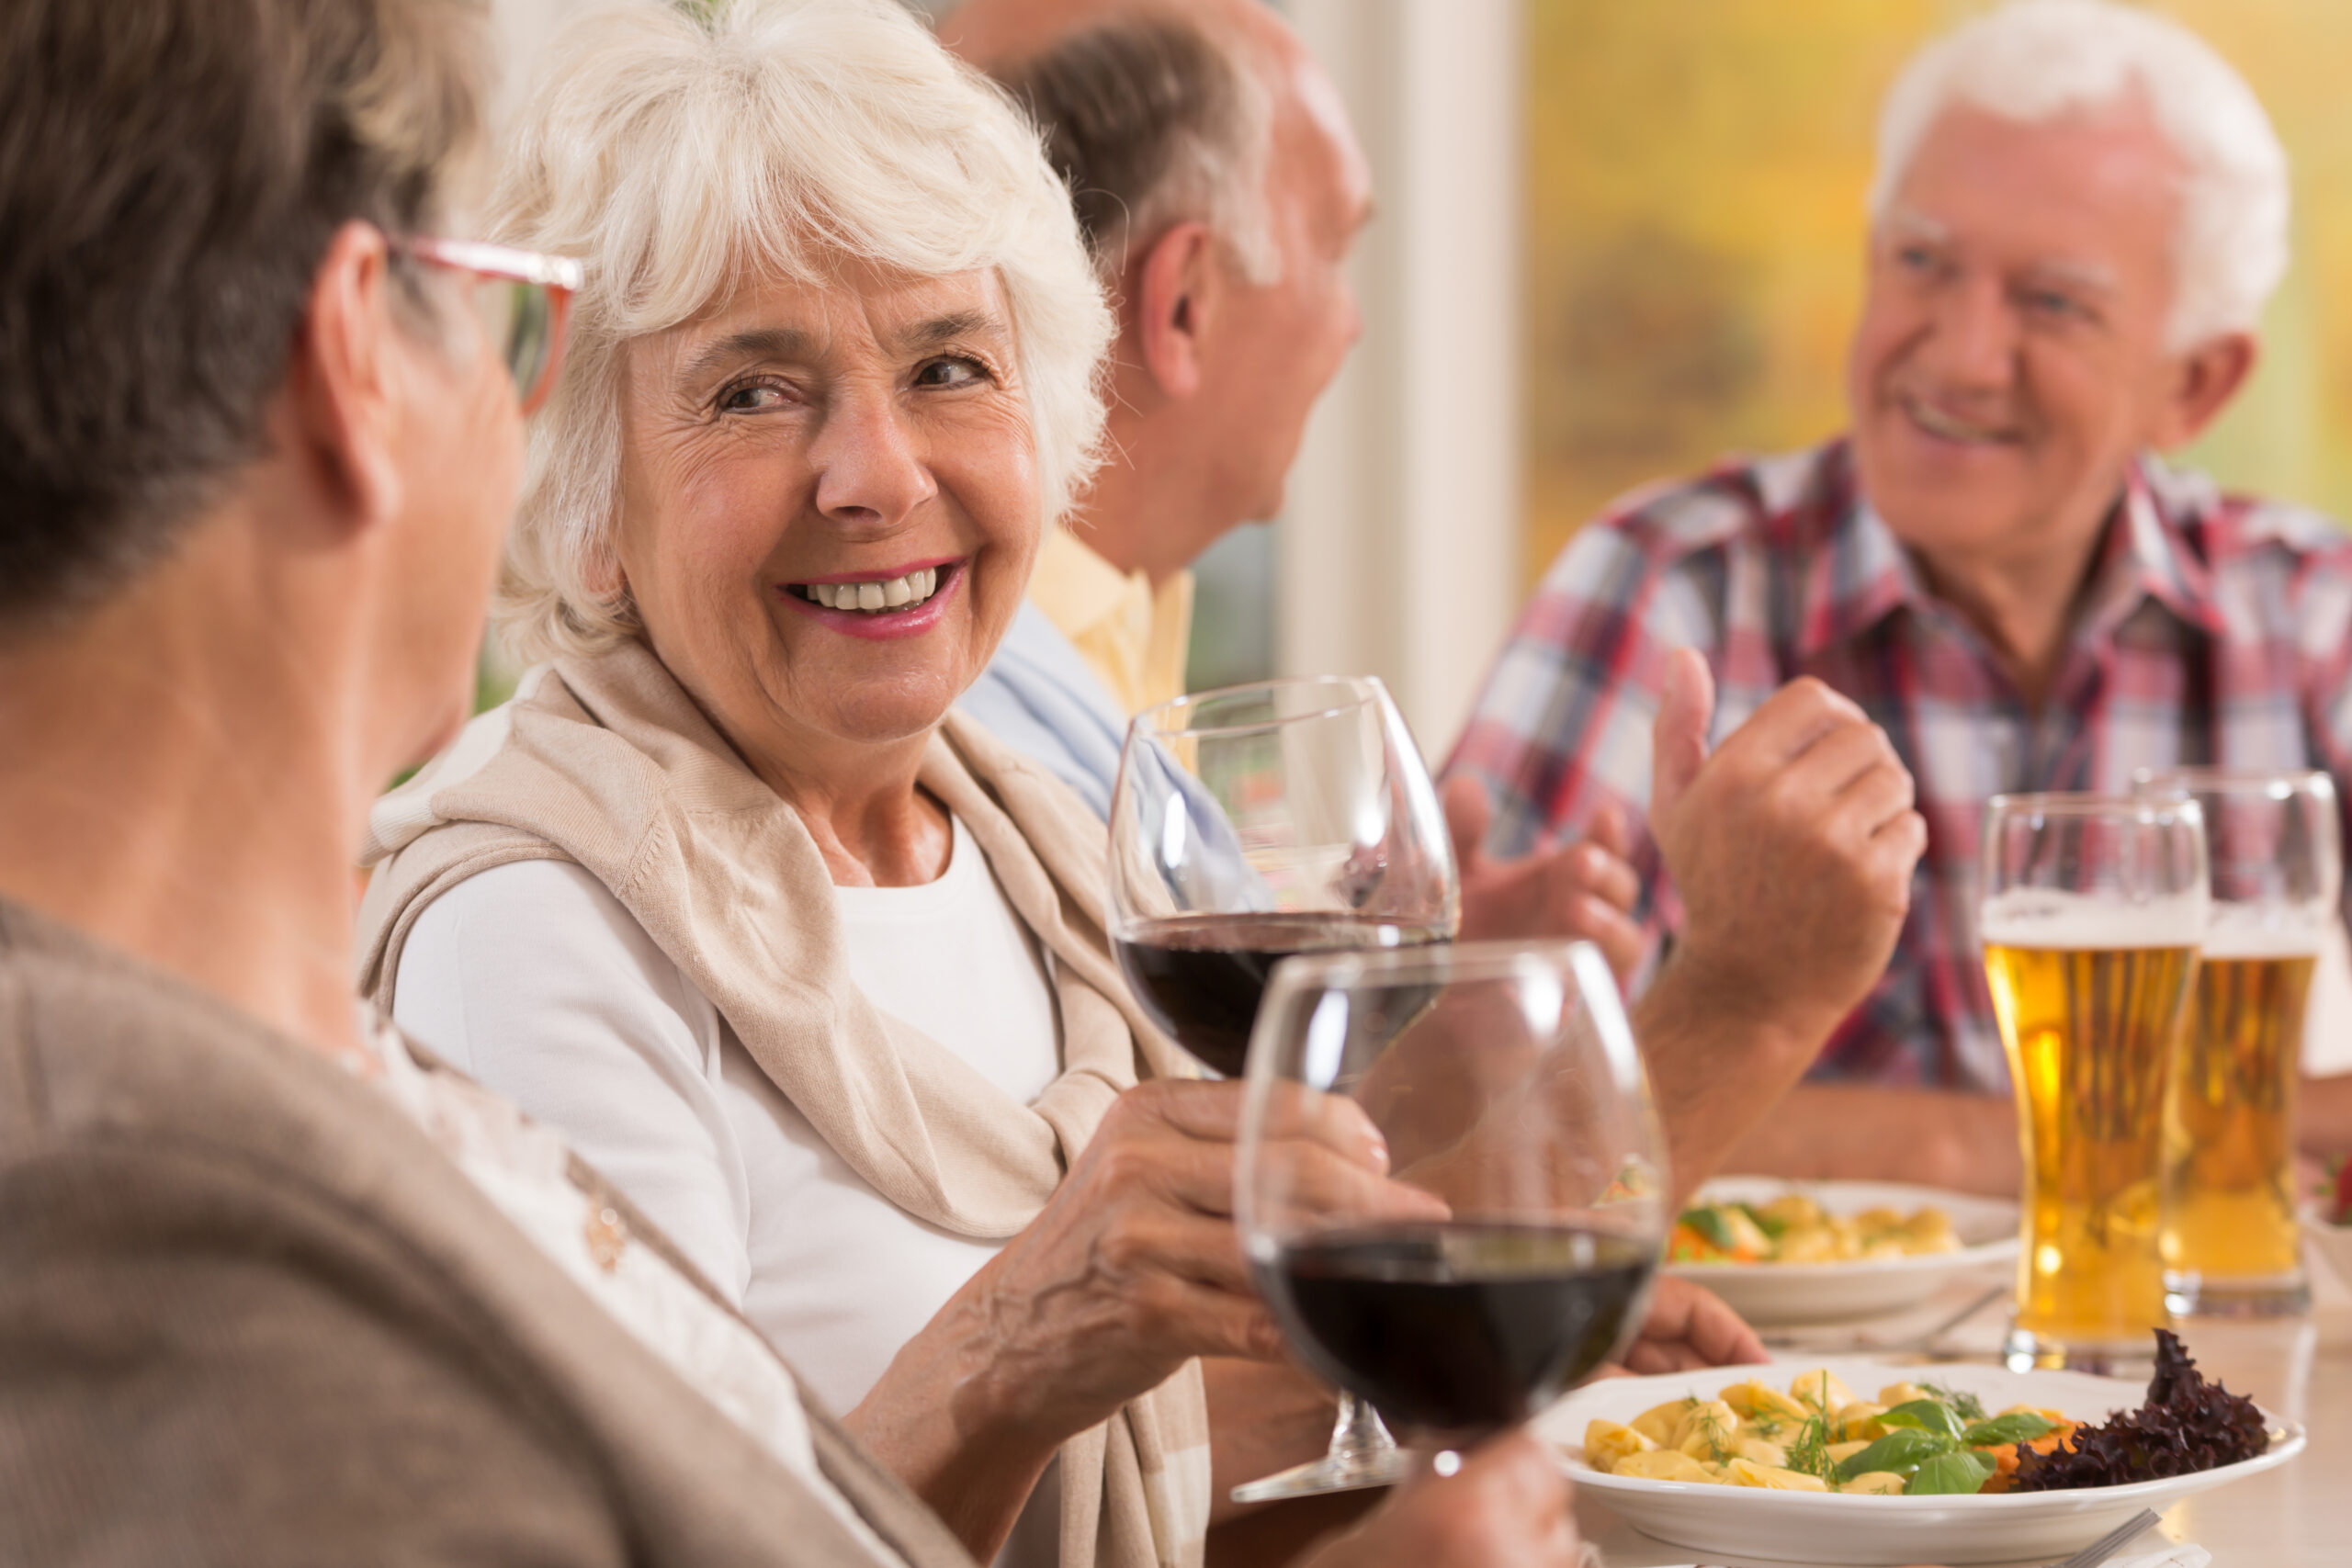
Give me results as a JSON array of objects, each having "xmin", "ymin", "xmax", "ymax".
[
  {"xmin": 1871, "ymin": 0, "xmax": 2289, "ymax": 352},
  {"xmin": 487, "ymin": 0, "xmax": 1114, "ymax": 662}
]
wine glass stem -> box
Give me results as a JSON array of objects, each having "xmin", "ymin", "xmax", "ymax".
[{"xmin": 1329, "ymin": 1393, "xmax": 1398, "ymax": 1461}]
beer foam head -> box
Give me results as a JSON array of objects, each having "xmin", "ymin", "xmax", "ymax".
[
  {"xmin": 2200, "ymin": 901, "xmax": 2330, "ymax": 960},
  {"xmin": 1979, "ymin": 888, "xmax": 2209, "ymax": 950}
]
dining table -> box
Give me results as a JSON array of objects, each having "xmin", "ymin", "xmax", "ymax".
[{"xmin": 1575, "ymin": 1237, "xmax": 2352, "ymax": 1566}]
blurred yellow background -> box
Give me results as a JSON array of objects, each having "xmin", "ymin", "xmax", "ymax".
[{"xmin": 1521, "ymin": 0, "xmax": 2352, "ymax": 588}]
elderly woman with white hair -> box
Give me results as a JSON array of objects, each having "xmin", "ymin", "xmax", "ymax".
[{"xmin": 352, "ymin": 3, "xmax": 1606, "ymax": 1565}]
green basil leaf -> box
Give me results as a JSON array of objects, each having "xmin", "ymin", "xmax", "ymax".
[
  {"xmin": 1904, "ymin": 1450, "xmax": 1998, "ymax": 1495},
  {"xmin": 1877, "ymin": 1399, "xmax": 1967, "ymax": 1441},
  {"xmin": 1920, "ymin": 1381, "xmax": 1987, "ymax": 1422},
  {"xmin": 1677, "ymin": 1206, "xmax": 1737, "ymax": 1251},
  {"xmin": 1833, "ymin": 1427, "xmax": 1951, "ymax": 1482},
  {"xmin": 1962, "ymin": 1412, "xmax": 2058, "ymax": 1448},
  {"xmin": 1734, "ymin": 1201, "xmax": 1788, "ymax": 1239}
]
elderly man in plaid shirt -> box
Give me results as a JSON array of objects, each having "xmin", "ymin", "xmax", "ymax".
[{"xmin": 1452, "ymin": 0, "xmax": 2352, "ymax": 1190}]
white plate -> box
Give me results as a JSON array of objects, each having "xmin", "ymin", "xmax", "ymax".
[
  {"xmin": 1667, "ymin": 1178, "xmax": 2018, "ymax": 1325},
  {"xmin": 1540, "ymin": 1357, "xmax": 2304, "ymax": 1565}
]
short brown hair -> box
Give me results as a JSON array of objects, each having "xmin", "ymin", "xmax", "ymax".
[
  {"xmin": 0, "ymin": 0, "xmax": 490, "ymax": 630},
  {"xmin": 997, "ymin": 11, "xmax": 1274, "ymax": 284}
]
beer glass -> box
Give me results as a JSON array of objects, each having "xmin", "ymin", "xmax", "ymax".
[
  {"xmin": 1980, "ymin": 794, "xmax": 2208, "ymax": 1370},
  {"xmin": 2135, "ymin": 768, "xmax": 2341, "ymax": 1317}
]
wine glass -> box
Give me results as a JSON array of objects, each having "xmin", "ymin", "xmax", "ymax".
[
  {"xmin": 1106, "ymin": 675, "xmax": 1459, "ymax": 1499},
  {"xmin": 1238, "ymin": 940, "xmax": 1667, "ymax": 1474},
  {"xmin": 1108, "ymin": 675, "xmax": 1460, "ymax": 1078}
]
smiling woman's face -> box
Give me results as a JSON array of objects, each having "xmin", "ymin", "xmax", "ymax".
[{"xmin": 612, "ymin": 265, "xmax": 1040, "ymax": 776}]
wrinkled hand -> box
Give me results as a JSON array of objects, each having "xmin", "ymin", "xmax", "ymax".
[
  {"xmin": 1618, "ymin": 1274, "xmax": 1766, "ymax": 1374},
  {"xmin": 929, "ymin": 1079, "xmax": 1442, "ymax": 1444},
  {"xmin": 1649, "ymin": 648, "xmax": 1925, "ymax": 1043},
  {"xmin": 1298, "ymin": 1432, "xmax": 1582, "ymax": 1568},
  {"xmin": 1445, "ymin": 775, "xmax": 1645, "ymax": 986}
]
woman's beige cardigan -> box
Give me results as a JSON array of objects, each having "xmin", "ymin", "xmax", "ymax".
[{"xmin": 356, "ymin": 641, "xmax": 1210, "ymax": 1568}]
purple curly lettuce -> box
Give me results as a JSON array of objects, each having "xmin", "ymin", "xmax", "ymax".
[{"xmin": 2011, "ymin": 1330, "xmax": 2270, "ymax": 1492}]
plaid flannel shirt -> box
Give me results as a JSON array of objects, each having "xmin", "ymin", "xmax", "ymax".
[{"xmin": 1445, "ymin": 438, "xmax": 2352, "ymax": 1092}]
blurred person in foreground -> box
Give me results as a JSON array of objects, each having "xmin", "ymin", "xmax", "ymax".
[
  {"xmin": 1452, "ymin": 0, "xmax": 2352, "ymax": 1194},
  {"xmin": 942, "ymin": 0, "xmax": 1927, "ymax": 1201},
  {"xmin": 352, "ymin": 3, "xmax": 1756, "ymax": 1564},
  {"xmin": 0, "ymin": 0, "xmax": 1579, "ymax": 1562}
]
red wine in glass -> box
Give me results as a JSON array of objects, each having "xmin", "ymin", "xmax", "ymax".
[
  {"xmin": 1113, "ymin": 912, "xmax": 1447, "ymax": 1077},
  {"xmin": 1257, "ymin": 1221, "xmax": 1656, "ymax": 1439}
]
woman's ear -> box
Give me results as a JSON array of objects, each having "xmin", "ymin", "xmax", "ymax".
[
  {"xmin": 1125, "ymin": 220, "xmax": 1223, "ymax": 401},
  {"xmin": 282, "ymin": 221, "xmax": 407, "ymax": 536}
]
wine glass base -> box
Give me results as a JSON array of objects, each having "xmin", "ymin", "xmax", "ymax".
[{"xmin": 1228, "ymin": 1443, "xmax": 1409, "ymax": 1505}]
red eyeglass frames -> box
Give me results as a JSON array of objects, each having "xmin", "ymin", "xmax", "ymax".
[{"xmin": 397, "ymin": 236, "xmax": 584, "ymax": 416}]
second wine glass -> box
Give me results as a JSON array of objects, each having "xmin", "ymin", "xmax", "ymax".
[{"xmin": 1238, "ymin": 941, "xmax": 1668, "ymax": 1453}]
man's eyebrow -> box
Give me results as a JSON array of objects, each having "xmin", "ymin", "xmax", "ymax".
[
  {"xmin": 678, "ymin": 326, "xmax": 814, "ymax": 386},
  {"xmin": 2027, "ymin": 257, "xmax": 2120, "ymax": 297},
  {"xmin": 1883, "ymin": 208, "xmax": 1951, "ymax": 244},
  {"xmin": 895, "ymin": 310, "xmax": 1005, "ymax": 353}
]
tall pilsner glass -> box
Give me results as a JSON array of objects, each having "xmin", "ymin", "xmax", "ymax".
[
  {"xmin": 1980, "ymin": 794, "xmax": 2208, "ymax": 1370},
  {"xmin": 2135, "ymin": 769, "xmax": 2340, "ymax": 1317}
]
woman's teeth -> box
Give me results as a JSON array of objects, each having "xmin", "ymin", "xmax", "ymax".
[{"xmin": 800, "ymin": 568, "xmax": 941, "ymax": 612}]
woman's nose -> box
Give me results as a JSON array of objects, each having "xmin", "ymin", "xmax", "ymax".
[{"xmin": 809, "ymin": 389, "xmax": 937, "ymax": 530}]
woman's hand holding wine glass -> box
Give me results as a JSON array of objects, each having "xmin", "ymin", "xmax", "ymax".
[{"xmin": 867, "ymin": 1078, "xmax": 1447, "ymax": 1458}]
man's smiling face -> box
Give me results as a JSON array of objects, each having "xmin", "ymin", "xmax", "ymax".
[{"xmin": 1848, "ymin": 96, "xmax": 2192, "ymax": 574}]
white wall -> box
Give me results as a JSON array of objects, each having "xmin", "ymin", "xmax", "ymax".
[{"xmin": 1278, "ymin": 0, "xmax": 1522, "ymax": 759}]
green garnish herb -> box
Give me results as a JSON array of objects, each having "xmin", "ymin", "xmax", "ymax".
[
  {"xmin": 1962, "ymin": 1412, "xmax": 2058, "ymax": 1449},
  {"xmin": 1905, "ymin": 1450, "xmax": 1997, "ymax": 1495},
  {"xmin": 1783, "ymin": 1414, "xmax": 1833, "ymax": 1482},
  {"xmin": 1921, "ymin": 1381, "xmax": 1987, "ymax": 1422},
  {"xmin": 1877, "ymin": 1399, "xmax": 1966, "ymax": 1442},
  {"xmin": 1833, "ymin": 1427, "xmax": 1949, "ymax": 1483},
  {"xmin": 1733, "ymin": 1201, "xmax": 1789, "ymax": 1239},
  {"xmin": 1678, "ymin": 1205, "xmax": 1738, "ymax": 1251}
]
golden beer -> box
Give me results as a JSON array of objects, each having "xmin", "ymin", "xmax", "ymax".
[
  {"xmin": 2160, "ymin": 940, "xmax": 2313, "ymax": 1292},
  {"xmin": 2133, "ymin": 766, "xmax": 2336, "ymax": 1315},
  {"xmin": 1984, "ymin": 937, "xmax": 2199, "ymax": 1358}
]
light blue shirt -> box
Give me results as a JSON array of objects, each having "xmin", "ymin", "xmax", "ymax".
[{"xmin": 956, "ymin": 602, "xmax": 1129, "ymax": 819}]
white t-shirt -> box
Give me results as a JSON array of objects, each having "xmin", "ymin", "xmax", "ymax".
[{"xmin": 392, "ymin": 817, "xmax": 1067, "ymax": 1564}]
